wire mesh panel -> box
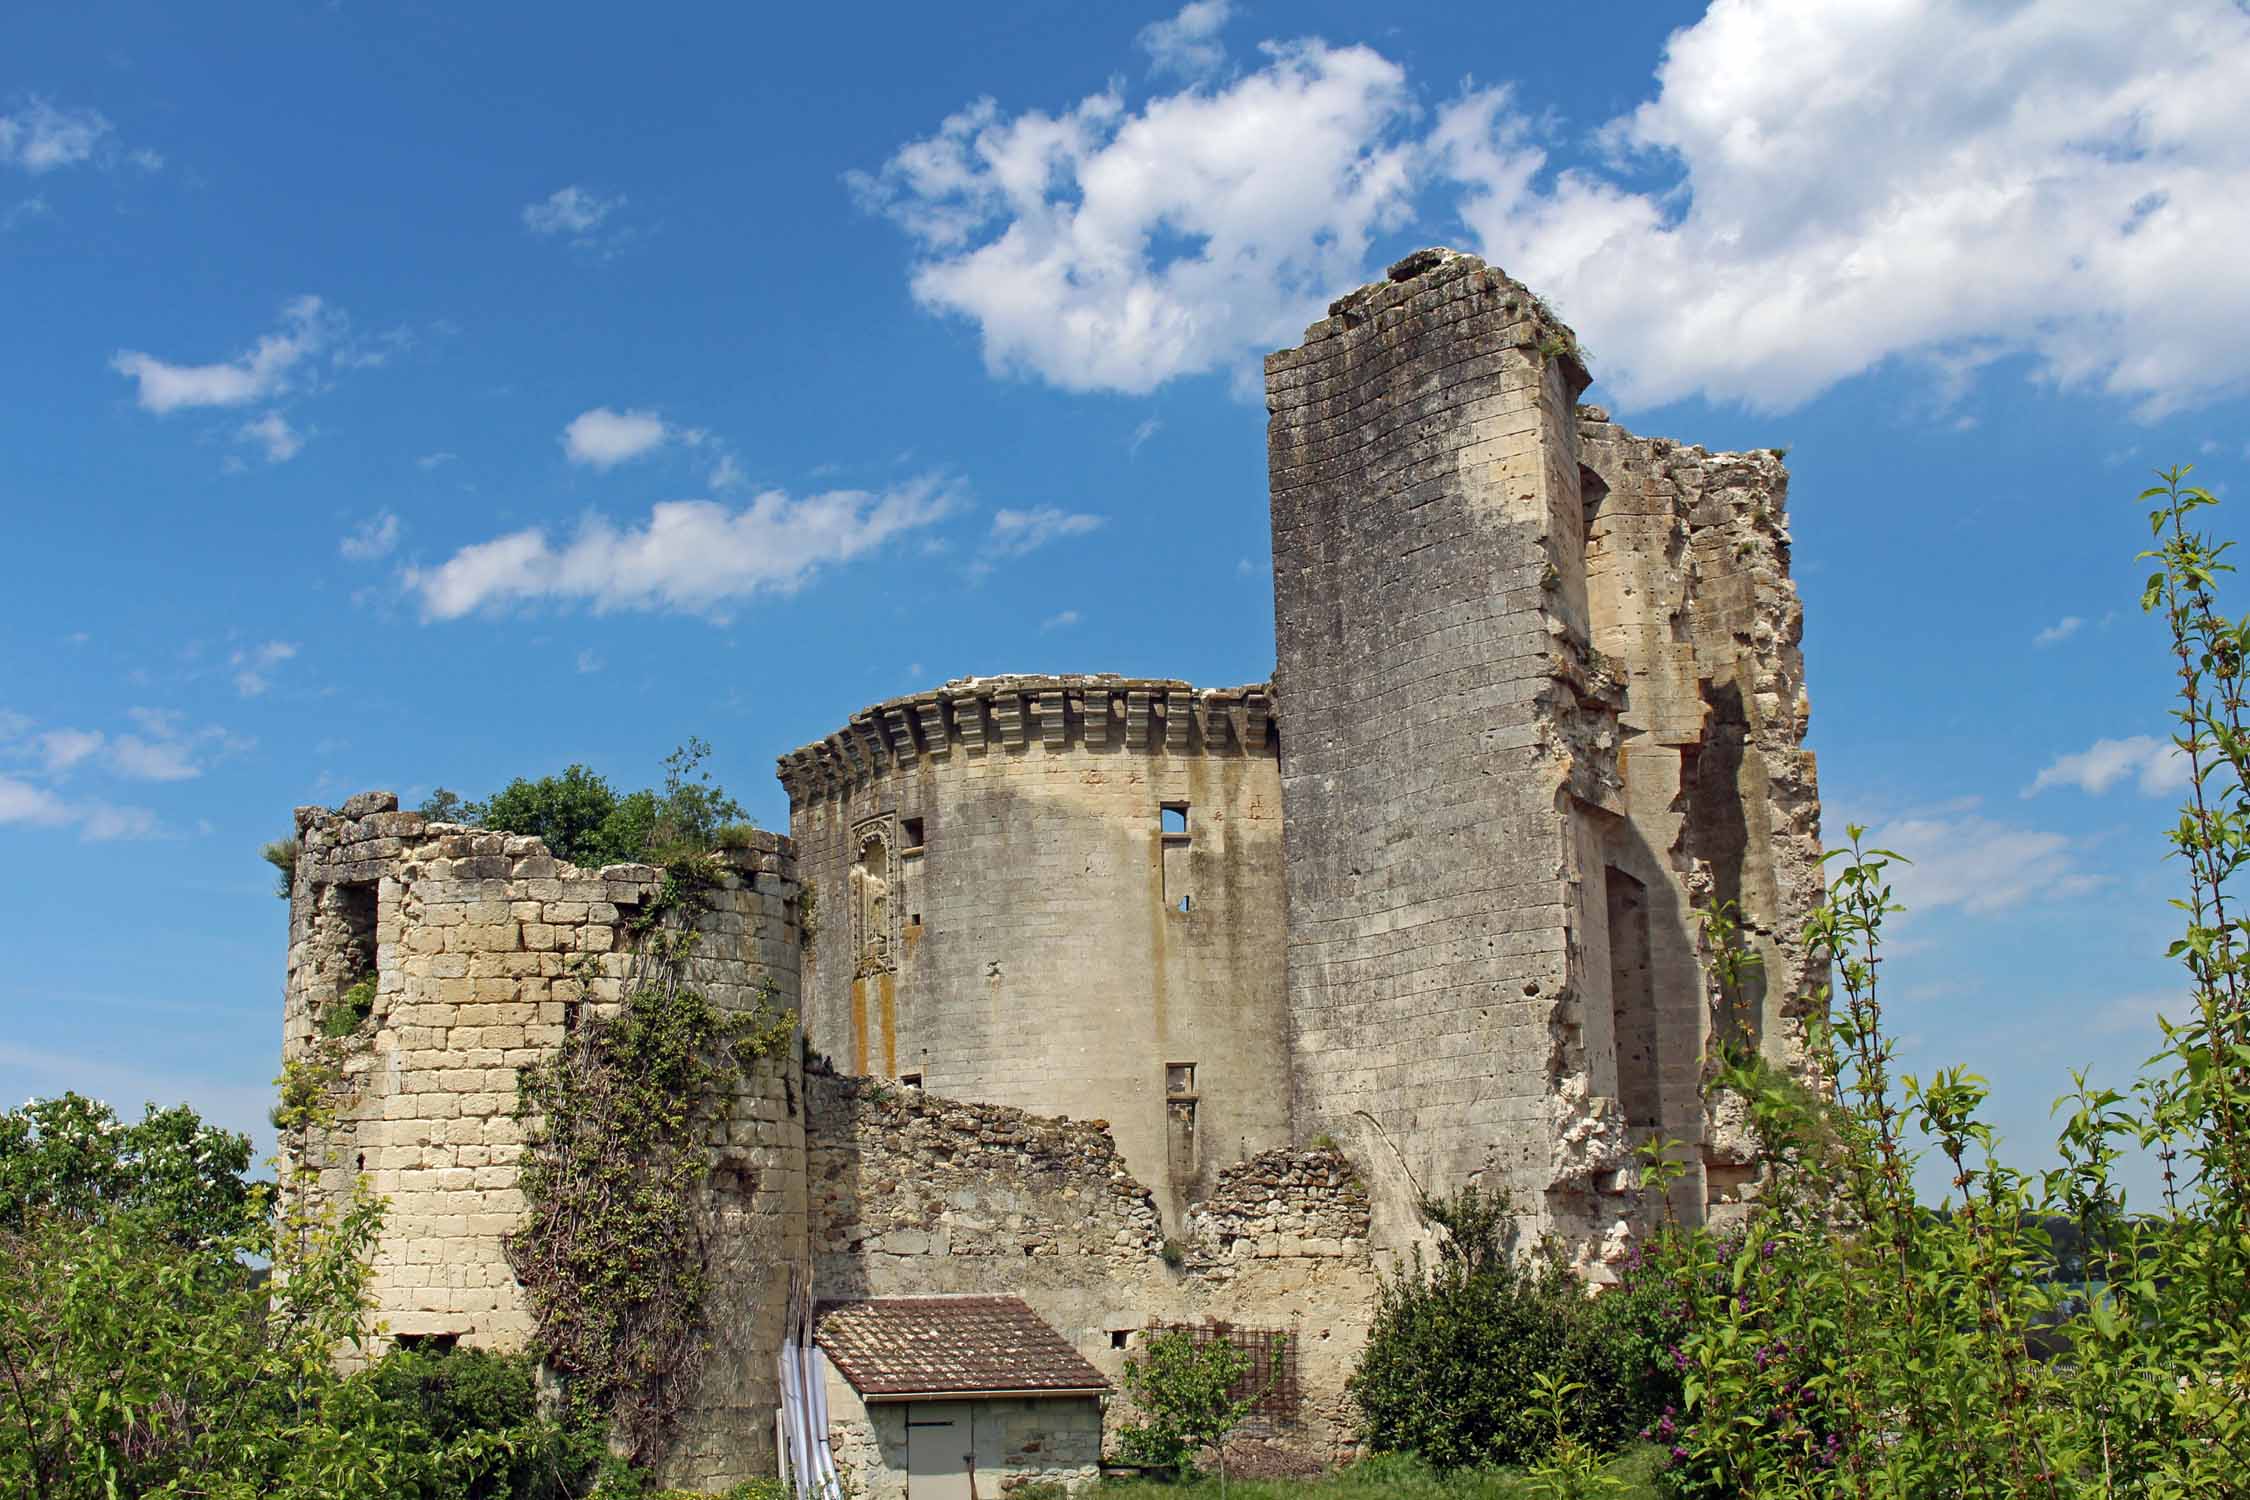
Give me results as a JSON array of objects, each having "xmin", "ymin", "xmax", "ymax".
[{"xmin": 1152, "ymin": 1321, "xmax": 1299, "ymax": 1427}]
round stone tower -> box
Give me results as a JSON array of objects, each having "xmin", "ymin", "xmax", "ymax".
[{"xmin": 777, "ymin": 674, "xmax": 1288, "ymax": 1223}]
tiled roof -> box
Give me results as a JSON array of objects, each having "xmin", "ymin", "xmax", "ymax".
[{"xmin": 814, "ymin": 1296, "xmax": 1110, "ymax": 1400}]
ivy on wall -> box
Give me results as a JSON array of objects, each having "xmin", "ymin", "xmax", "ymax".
[{"xmin": 505, "ymin": 859, "xmax": 794, "ymax": 1464}]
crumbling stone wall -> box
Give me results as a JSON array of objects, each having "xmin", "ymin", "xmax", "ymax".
[
  {"xmin": 780, "ymin": 675, "xmax": 1290, "ymax": 1224},
  {"xmin": 1577, "ymin": 411, "xmax": 1824, "ymax": 1217},
  {"xmin": 1265, "ymin": 248, "xmax": 1823, "ymax": 1268},
  {"xmin": 1267, "ymin": 248, "xmax": 1636, "ymax": 1266},
  {"xmin": 282, "ymin": 793, "xmax": 809, "ymax": 1490},
  {"xmin": 806, "ymin": 1075, "xmax": 1377, "ymax": 1457}
]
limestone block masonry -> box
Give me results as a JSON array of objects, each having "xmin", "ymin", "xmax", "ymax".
[
  {"xmin": 282, "ymin": 793, "xmax": 809, "ymax": 1491},
  {"xmin": 1267, "ymin": 247, "xmax": 1822, "ymax": 1265},
  {"xmin": 779, "ymin": 674, "xmax": 1289, "ymax": 1226}
]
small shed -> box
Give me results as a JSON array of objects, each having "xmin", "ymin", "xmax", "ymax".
[{"xmin": 815, "ymin": 1295, "xmax": 1109, "ymax": 1499}]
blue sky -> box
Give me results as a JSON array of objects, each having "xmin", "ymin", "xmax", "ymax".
[{"xmin": 5, "ymin": 0, "xmax": 2248, "ymax": 1202}]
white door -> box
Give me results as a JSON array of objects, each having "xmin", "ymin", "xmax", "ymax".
[{"xmin": 905, "ymin": 1402, "xmax": 974, "ymax": 1500}]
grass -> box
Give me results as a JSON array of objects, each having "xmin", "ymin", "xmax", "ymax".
[{"xmin": 1075, "ymin": 1446, "xmax": 1668, "ymax": 1499}]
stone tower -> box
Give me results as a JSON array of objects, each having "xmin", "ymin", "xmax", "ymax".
[
  {"xmin": 1266, "ymin": 249, "xmax": 1822, "ymax": 1263},
  {"xmin": 777, "ymin": 674, "xmax": 1291, "ymax": 1224}
]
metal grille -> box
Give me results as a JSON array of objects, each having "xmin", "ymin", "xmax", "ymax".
[{"xmin": 1154, "ymin": 1321, "xmax": 1299, "ymax": 1427}]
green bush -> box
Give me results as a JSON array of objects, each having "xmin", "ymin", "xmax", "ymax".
[
  {"xmin": 367, "ymin": 1345, "xmax": 604, "ymax": 1500},
  {"xmin": 1349, "ymin": 1187, "xmax": 1672, "ymax": 1471},
  {"xmin": 1644, "ymin": 467, "xmax": 2250, "ymax": 1495},
  {"xmin": 430, "ymin": 738, "xmax": 750, "ymax": 869},
  {"xmin": 1115, "ymin": 1328, "xmax": 1258, "ymax": 1479}
]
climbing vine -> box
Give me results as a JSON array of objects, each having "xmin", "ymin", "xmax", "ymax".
[{"xmin": 505, "ymin": 859, "xmax": 794, "ymax": 1463}]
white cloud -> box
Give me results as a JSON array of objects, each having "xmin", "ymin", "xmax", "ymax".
[
  {"xmin": 1445, "ymin": 0, "xmax": 2250, "ymax": 415},
  {"xmin": 523, "ymin": 185, "xmax": 622, "ymax": 237},
  {"xmin": 237, "ymin": 410, "xmax": 304, "ymax": 464},
  {"xmin": 1857, "ymin": 809, "xmax": 2107, "ymax": 917},
  {"xmin": 1139, "ymin": 0, "xmax": 1232, "ymax": 79},
  {"xmin": 0, "ymin": 775, "xmax": 156, "ymax": 841},
  {"xmin": 576, "ymin": 648, "xmax": 603, "ymax": 674},
  {"xmin": 341, "ymin": 511, "xmax": 401, "ymax": 561},
  {"xmin": 854, "ymin": 39, "xmax": 1420, "ymax": 394},
  {"xmin": 2025, "ymin": 735, "xmax": 2190, "ymax": 798},
  {"xmin": 417, "ymin": 450, "xmax": 457, "ymax": 470},
  {"xmin": 3, "ymin": 196, "xmax": 51, "ymax": 231},
  {"xmin": 404, "ymin": 477, "xmax": 961, "ymax": 621},
  {"xmin": 36, "ymin": 728, "xmax": 104, "ymax": 773},
  {"xmin": 229, "ymin": 641, "xmax": 298, "ymax": 698},
  {"xmin": 2034, "ymin": 616, "xmax": 2083, "ymax": 647},
  {"xmin": 866, "ymin": 0, "xmax": 2250, "ymax": 417},
  {"xmin": 0, "ymin": 99, "xmax": 112, "ymax": 174},
  {"xmin": 708, "ymin": 452, "xmax": 746, "ymax": 491},
  {"xmin": 562, "ymin": 407, "xmax": 671, "ymax": 469},
  {"xmin": 1041, "ymin": 609, "xmax": 1081, "ymax": 631},
  {"xmin": 989, "ymin": 507, "xmax": 1104, "ymax": 555},
  {"xmin": 1128, "ymin": 417, "xmax": 1161, "ymax": 455},
  {"xmin": 111, "ymin": 296, "xmax": 334, "ymax": 414}
]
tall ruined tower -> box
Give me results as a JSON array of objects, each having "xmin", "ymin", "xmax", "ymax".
[{"xmin": 1267, "ymin": 249, "xmax": 1822, "ymax": 1263}]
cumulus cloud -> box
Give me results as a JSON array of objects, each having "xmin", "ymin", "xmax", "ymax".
[
  {"xmin": 1139, "ymin": 0, "xmax": 1232, "ymax": 79},
  {"xmin": 0, "ymin": 709, "xmax": 237, "ymax": 793},
  {"xmin": 0, "ymin": 775, "xmax": 156, "ymax": 840},
  {"xmin": 111, "ymin": 296, "xmax": 335, "ymax": 413},
  {"xmin": 1857, "ymin": 809, "xmax": 2107, "ymax": 917},
  {"xmin": 340, "ymin": 511, "xmax": 401, "ymax": 561},
  {"xmin": 2025, "ymin": 735, "xmax": 2190, "ymax": 798},
  {"xmin": 0, "ymin": 99, "xmax": 113, "ymax": 174},
  {"xmin": 853, "ymin": 39, "xmax": 1420, "ymax": 393},
  {"xmin": 561, "ymin": 407, "xmax": 673, "ymax": 469},
  {"xmin": 865, "ymin": 0, "xmax": 2250, "ymax": 416},
  {"xmin": 2034, "ymin": 616, "xmax": 2083, "ymax": 647},
  {"xmin": 404, "ymin": 477, "xmax": 961, "ymax": 621},
  {"xmin": 229, "ymin": 641, "xmax": 298, "ymax": 698}
]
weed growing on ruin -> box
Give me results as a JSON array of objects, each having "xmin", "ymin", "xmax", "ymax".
[
  {"xmin": 428, "ymin": 738, "xmax": 752, "ymax": 869},
  {"xmin": 319, "ymin": 972, "xmax": 377, "ymax": 1038},
  {"xmin": 508, "ymin": 861, "xmax": 794, "ymax": 1464},
  {"xmin": 261, "ymin": 835, "xmax": 299, "ymax": 898},
  {"xmin": 1638, "ymin": 467, "xmax": 2250, "ymax": 1496}
]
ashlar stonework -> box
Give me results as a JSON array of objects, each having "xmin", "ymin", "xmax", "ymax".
[{"xmin": 285, "ymin": 247, "xmax": 1820, "ymax": 1490}]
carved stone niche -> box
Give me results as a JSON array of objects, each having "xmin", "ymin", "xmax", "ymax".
[{"xmin": 848, "ymin": 814, "xmax": 900, "ymax": 980}]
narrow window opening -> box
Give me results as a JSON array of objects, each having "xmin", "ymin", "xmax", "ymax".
[
  {"xmin": 909, "ymin": 911, "xmax": 921, "ymax": 928},
  {"xmin": 902, "ymin": 816, "xmax": 926, "ymax": 849},
  {"xmin": 396, "ymin": 1332, "xmax": 460, "ymax": 1354},
  {"xmin": 1605, "ymin": 866, "xmax": 1662, "ymax": 1131},
  {"xmin": 562, "ymin": 999, "xmax": 581, "ymax": 1034},
  {"xmin": 1110, "ymin": 1330, "xmax": 1131, "ymax": 1350},
  {"xmin": 1166, "ymin": 1062, "xmax": 1196, "ymax": 1096},
  {"xmin": 899, "ymin": 1072, "xmax": 922, "ymax": 1090},
  {"xmin": 1161, "ymin": 804, "xmax": 1192, "ymax": 911}
]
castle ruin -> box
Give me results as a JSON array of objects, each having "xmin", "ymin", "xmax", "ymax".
[{"xmin": 281, "ymin": 250, "xmax": 1821, "ymax": 1492}]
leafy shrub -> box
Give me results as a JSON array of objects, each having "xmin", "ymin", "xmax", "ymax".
[
  {"xmin": 367, "ymin": 1345, "xmax": 605, "ymax": 1500},
  {"xmin": 1350, "ymin": 1187, "xmax": 1671, "ymax": 1471},
  {"xmin": 1115, "ymin": 1328, "xmax": 1258, "ymax": 1480},
  {"xmin": 322, "ymin": 972, "xmax": 378, "ymax": 1038},
  {"xmin": 0, "ymin": 1092, "xmax": 257, "ymax": 1247},
  {"xmin": 422, "ymin": 739, "xmax": 750, "ymax": 868}
]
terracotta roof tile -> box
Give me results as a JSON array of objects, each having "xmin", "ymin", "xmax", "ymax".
[{"xmin": 814, "ymin": 1296, "xmax": 1110, "ymax": 1400}]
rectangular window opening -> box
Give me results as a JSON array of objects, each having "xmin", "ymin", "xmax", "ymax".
[
  {"xmin": 396, "ymin": 1332, "xmax": 460, "ymax": 1354},
  {"xmin": 1111, "ymin": 1329, "xmax": 1131, "ymax": 1350},
  {"xmin": 1161, "ymin": 804, "xmax": 1192, "ymax": 911},
  {"xmin": 902, "ymin": 816, "xmax": 926, "ymax": 849},
  {"xmin": 1165, "ymin": 1062, "xmax": 1196, "ymax": 1096},
  {"xmin": 1160, "ymin": 803, "xmax": 1189, "ymax": 837},
  {"xmin": 899, "ymin": 1072, "xmax": 923, "ymax": 1089}
]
